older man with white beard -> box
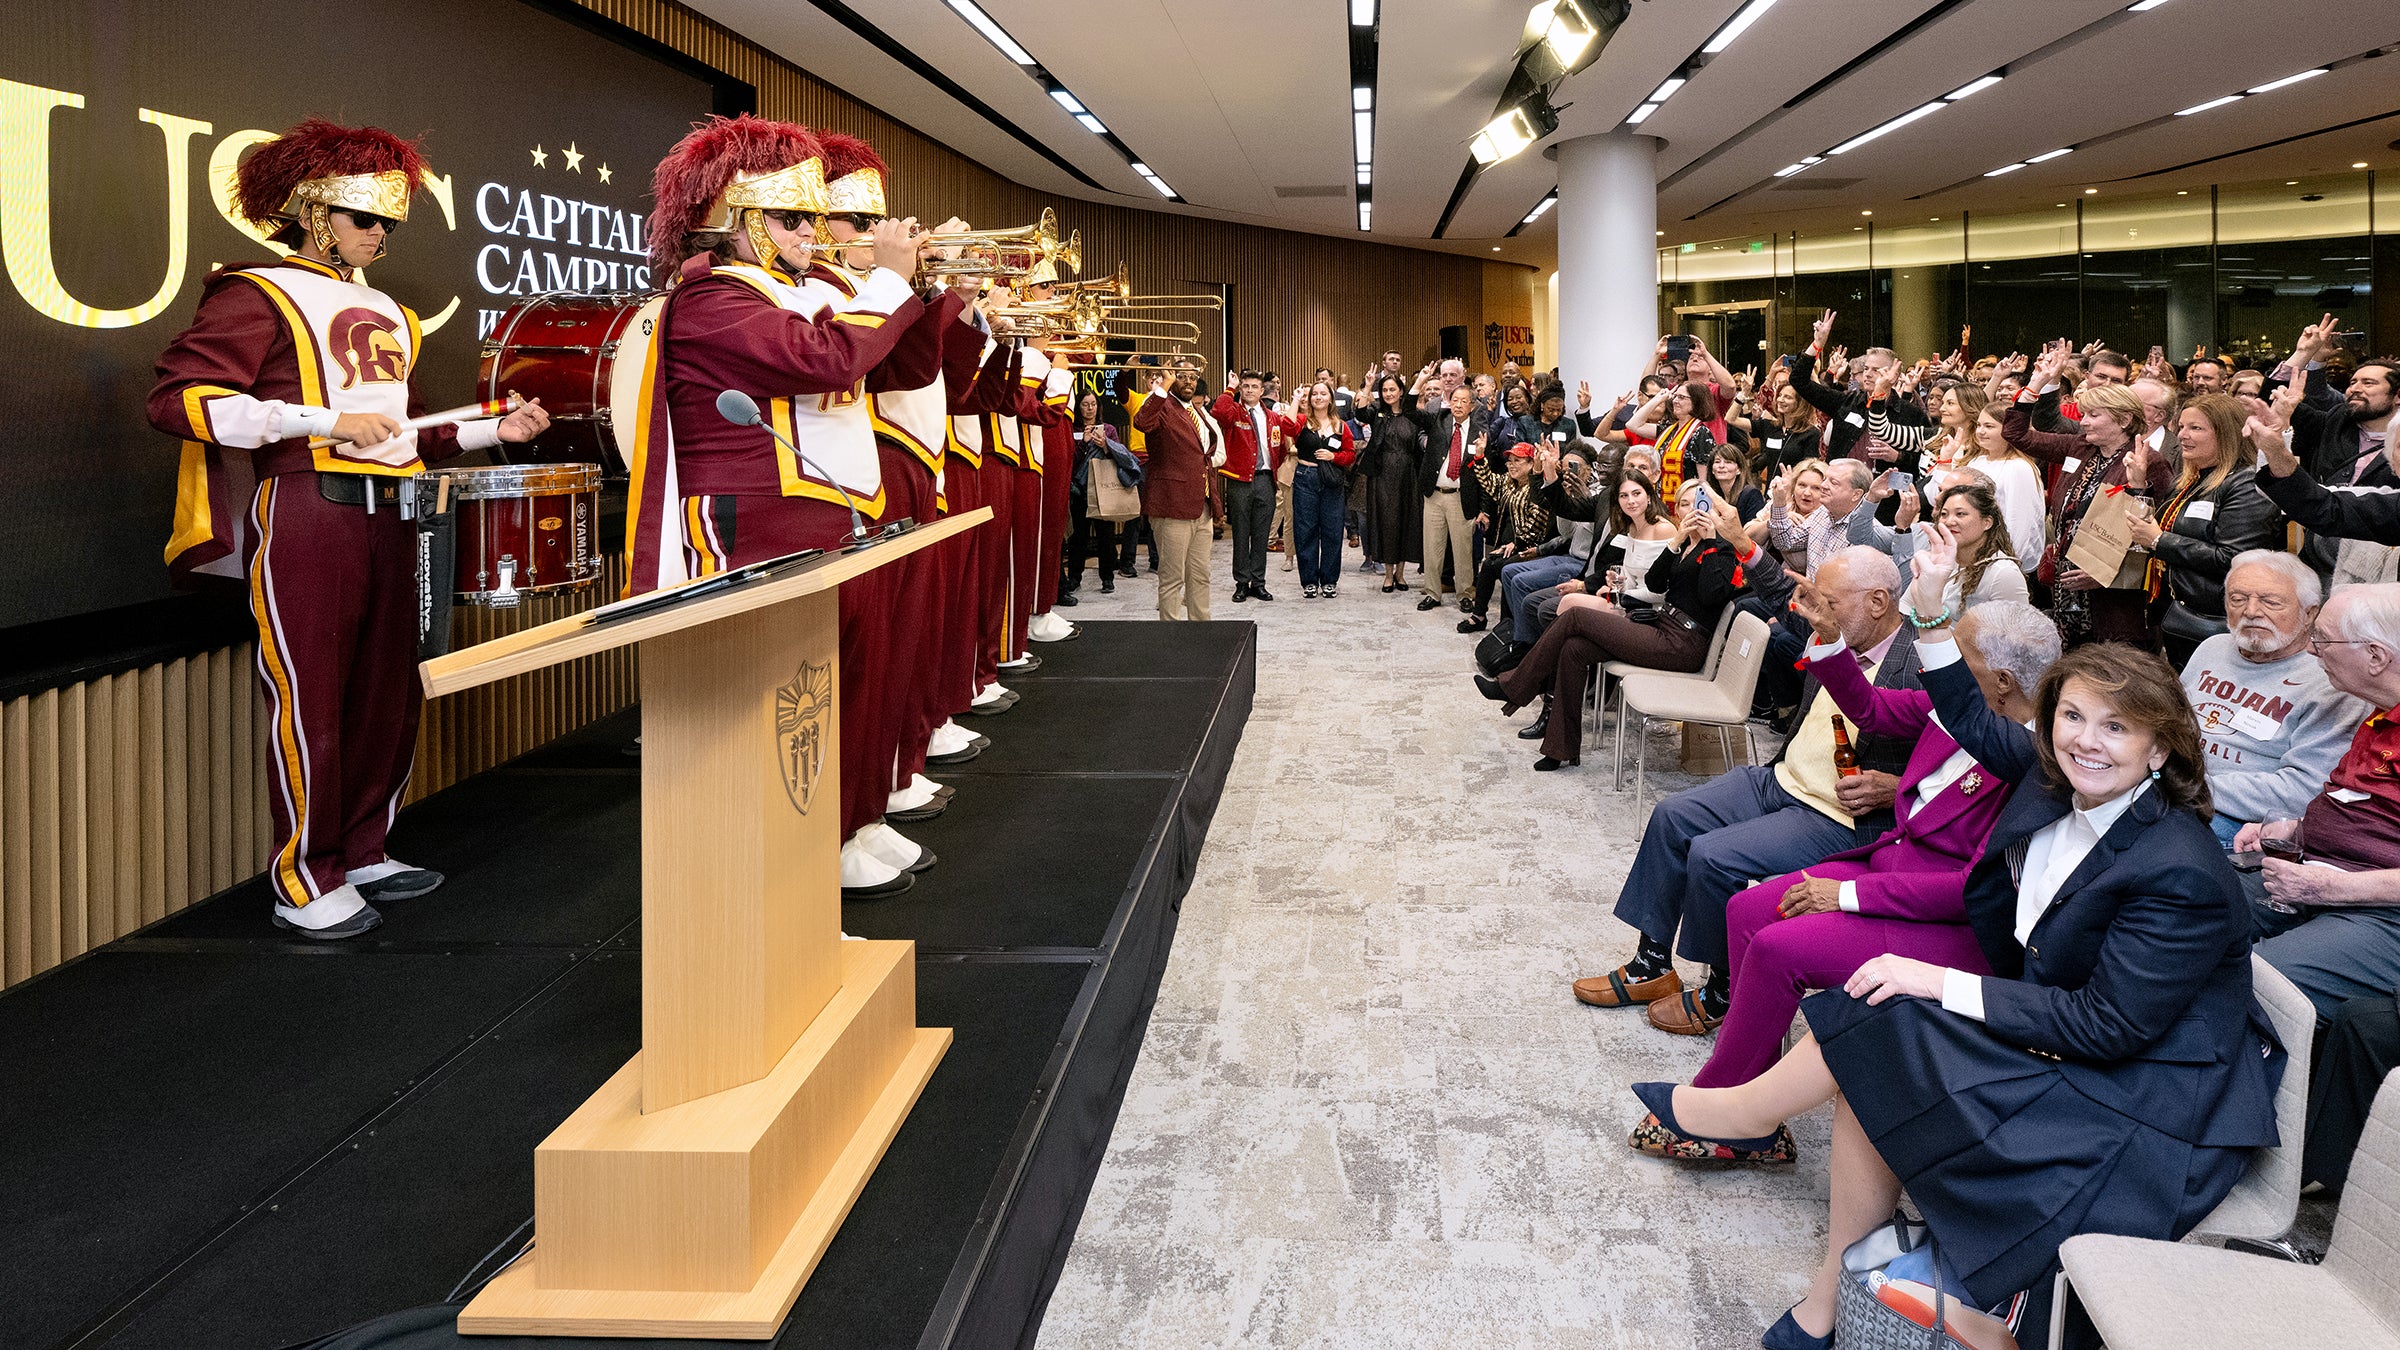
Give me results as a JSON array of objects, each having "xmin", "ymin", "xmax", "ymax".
[{"xmin": 2180, "ymin": 549, "xmax": 2367, "ymax": 848}]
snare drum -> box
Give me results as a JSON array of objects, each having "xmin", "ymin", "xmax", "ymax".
[
  {"xmin": 477, "ymin": 293, "xmax": 655, "ymax": 473},
  {"xmin": 446, "ymin": 463, "xmax": 603, "ymax": 606}
]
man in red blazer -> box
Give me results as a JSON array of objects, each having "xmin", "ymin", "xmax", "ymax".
[
  {"xmin": 1212, "ymin": 371, "xmax": 1283, "ymax": 601},
  {"xmin": 1134, "ymin": 362, "xmax": 1223, "ymax": 619}
]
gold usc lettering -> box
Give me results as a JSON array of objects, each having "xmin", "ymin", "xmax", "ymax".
[{"xmin": 0, "ymin": 78, "xmax": 459, "ymax": 331}]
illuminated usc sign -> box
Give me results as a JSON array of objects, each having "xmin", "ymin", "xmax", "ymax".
[{"xmin": 0, "ymin": 77, "xmax": 462, "ymax": 332}]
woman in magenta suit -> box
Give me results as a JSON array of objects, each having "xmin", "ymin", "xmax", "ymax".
[{"xmin": 1655, "ymin": 572, "xmax": 2062, "ymax": 1142}]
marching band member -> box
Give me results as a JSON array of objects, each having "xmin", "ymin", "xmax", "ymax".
[
  {"xmin": 1021, "ymin": 308, "xmax": 1083, "ymax": 645},
  {"xmin": 626, "ymin": 115, "xmax": 927, "ymax": 896},
  {"xmin": 807, "ymin": 132, "xmax": 982, "ymax": 841},
  {"xmin": 985, "ymin": 299, "xmax": 1041, "ymax": 674},
  {"xmin": 937, "ymin": 335, "xmax": 1026, "ymax": 757},
  {"xmin": 150, "ymin": 119, "xmax": 550, "ymax": 939}
]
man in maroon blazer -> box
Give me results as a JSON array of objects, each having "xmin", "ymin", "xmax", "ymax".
[{"xmin": 1135, "ymin": 362, "xmax": 1223, "ymax": 620}]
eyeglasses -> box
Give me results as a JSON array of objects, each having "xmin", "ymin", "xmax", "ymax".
[
  {"xmin": 337, "ymin": 209, "xmax": 400, "ymax": 234},
  {"xmin": 2307, "ymin": 628, "xmax": 2374, "ymax": 651}
]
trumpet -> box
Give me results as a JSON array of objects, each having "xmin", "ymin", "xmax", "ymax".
[{"xmin": 819, "ymin": 208, "xmax": 1074, "ymax": 278}]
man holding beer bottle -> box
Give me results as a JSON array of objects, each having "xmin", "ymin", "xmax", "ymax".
[{"xmin": 1571, "ymin": 547, "xmax": 1920, "ymax": 1034}]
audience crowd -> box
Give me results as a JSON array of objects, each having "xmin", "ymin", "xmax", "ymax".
[{"xmin": 1066, "ymin": 312, "xmax": 2400, "ymax": 1349}]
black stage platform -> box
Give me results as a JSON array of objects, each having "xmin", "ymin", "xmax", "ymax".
[{"xmin": 0, "ymin": 621, "xmax": 1254, "ymax": 1350}]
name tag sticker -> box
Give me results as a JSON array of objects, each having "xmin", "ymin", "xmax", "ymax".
[
  {"xmin": 2061, "ymin": 457, "xmax": 2082, "ymax": 475},
  {"xmin": 2231, "ymin": 705, "xmax": 2282, "ymax": 740},
  {"xmin": 1843, "ymin": 412, "xmax": 1866, "ymax": 428},
  {"xmin": 1766, "ymin": 438, "xmax": 1784, "ymax": 451},
  {"xmin": 1738, "ymin": 638, "xmax": 1754, "ymax": 658},
  {"xmin": 2331, "ymin": 787, "xmax": 2374, "ymax": 804},
  {"xmin": 2184, "ymin": 499, "xmax": 2216, "ymax": 522},
  {"xmin": 1552, "ymin": 430, "xmax": 1568, "ymax": 442}
]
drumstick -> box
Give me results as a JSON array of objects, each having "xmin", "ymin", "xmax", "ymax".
[{"xmin": 404, "ymin": 396, "xmax": 519, "ymax": 431}]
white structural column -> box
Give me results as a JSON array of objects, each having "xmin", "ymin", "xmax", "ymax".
[{"xmin": 1553, "ymin": 132, "xmax": 1662, "ymax": 396}]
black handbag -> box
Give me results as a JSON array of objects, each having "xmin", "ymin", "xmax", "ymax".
[{"xmin": 1473, "ymin": 627, "xmax": 1516, "ymax": 677}]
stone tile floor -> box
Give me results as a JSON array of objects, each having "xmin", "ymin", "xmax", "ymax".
[{"xmin": 1034, "ymin": 540, "xmax": 1828, "ymax": 1349}]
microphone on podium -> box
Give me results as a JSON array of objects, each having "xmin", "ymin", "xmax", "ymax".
[{"xmin": 715, "ymin": 388, "xmax": 872, "ymax": 541}]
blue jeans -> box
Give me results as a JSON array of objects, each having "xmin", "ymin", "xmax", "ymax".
[
  {"xmin": 1502, "ymin": 555, "xmax": 1584, "ymax": 642},
  {"xmin": 1293, "ymin": 467, "xmax": 1346, "ymax": 588}
]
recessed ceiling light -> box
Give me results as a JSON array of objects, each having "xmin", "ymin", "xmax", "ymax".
[
  {"xmin": 1860, "ymin": 210, "xmax": 1872, "ymax": 216},
  {"xmin": 2028, "ymin": 148, "xmax": 2074, "ymax": 164},
  {"xmin": 2084, "ymin": 188, "xmax": 2098, "ymax": 195},
  {"xmin": 2355, "ymin": 161, "xmax": 2371, "ymax": 169}
]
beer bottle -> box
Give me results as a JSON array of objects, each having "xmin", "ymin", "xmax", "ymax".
[{"xmin": 1830, "ymin": 714, "xmax": 1861, "ymax": 778}]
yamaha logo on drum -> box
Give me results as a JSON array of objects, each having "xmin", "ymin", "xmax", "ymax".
[{"xmin": 774, "ymin": 660, "xmax": 833, "ymax": 816}]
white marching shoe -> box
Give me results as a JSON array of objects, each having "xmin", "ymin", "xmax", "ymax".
[
  {"xmin": 858, "ymin": 821, "xmax": 935, "ymax": 874},
  {"xmin": 971, "ymin": 682, "xmax": 1013, "ymax": 707},
  {"xmin": 840, "ymin": 837, "xmax": 913, "ymax": 898},
  {"xmin": 269, "ymin": 883, "xmax": 382, "ymax": 940},
  {"xmin": 1027, "ymin": 612, "xmax": 1079, "ymax": 642},
  {"xmin": 929, "ymin": 720, "xmax": 976, "ymax": 754},
  {"xmin": 887, "ymin": 777, "xmax": 940, "ymax": 814}
]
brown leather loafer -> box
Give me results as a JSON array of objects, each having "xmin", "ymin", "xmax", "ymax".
[
  {"xmin": 1573, "ymin": 966, "xmax": 1683, "ymax": 1008},
  {"xmin": 1647, "ymin": 988, "xmax": 1725, "ymax": 1035}
]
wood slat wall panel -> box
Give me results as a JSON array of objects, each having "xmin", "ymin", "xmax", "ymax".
[{"xmin": 0, "ymin": 559, "xmax": 636, "ymax": 989}]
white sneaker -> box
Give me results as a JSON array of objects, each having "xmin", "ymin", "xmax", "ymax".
[
  {"xmin": 1028, "ymin": 612, "xmax": 1076, "ymax": 642},
  {"xmin": 930, "ymin": 721, "xmax": 974, "ymax": 755},
  {"xmin": 858, "ymin": 821, "xmax": 924, "ymax": 870},
  {"xmin": 887, "ymin": 778, "xmax": 939, "ymax": 813},
  {"xmin": 911, "ymin": 773, "xmax": 949, "ymax": 798},
  {"xmin": 972, "ymin": 683, "xmax": 1012, "ymax": 707}
]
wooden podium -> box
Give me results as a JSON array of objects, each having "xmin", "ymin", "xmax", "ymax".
[{"xmin": 422, "ymin": 512, "xmax": 985, "ymax": 1338}]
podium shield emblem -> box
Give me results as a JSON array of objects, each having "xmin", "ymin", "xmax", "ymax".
[{"xmin": 774, "ymin": 660, "xmax": 833, "ymax": 814}]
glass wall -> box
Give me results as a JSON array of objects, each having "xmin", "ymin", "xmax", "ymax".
[{"xmin": 1657, "ymin": 169, "xmax": 2389, "ymax": 367}]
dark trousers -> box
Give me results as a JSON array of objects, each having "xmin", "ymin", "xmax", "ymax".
[
  {"xmin": 1496, "ymin": 603, "xmax": 1708, "ymax": 762},
  {"xmin": 1293, "ymin": 468, "xmax": 1345, "ymax": 588},
  {"xmin": 1741, "ymin": 598, "xmax": 1811, "ymax": 711},
  {"xmin": 1067, "ymin": 491, "xmax": 1119, "ymax": 589},
  {"xmin": 243, "ymin": 475, "xmax": 424, "ymax": 910},
  {"xmin": 2306, "ymin": 995, "xmax": 2400, "ymax": 1192},
  {"xmin": 1223, "ymin": 473, "xmax": 1274, "ymax": 587},
  {"xmin": 1613, "ymin": 764, "xmax": 1858, "ymax": 967}
]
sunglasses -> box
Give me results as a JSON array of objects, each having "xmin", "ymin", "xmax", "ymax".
[
  {"xmin": 337, "ymin": 209, "xmax": 401, "ymax": 233},
  {"xmin": 764, "ymin": 210, "xmax": 822, "ymax": 232},
  {"xmin": 829, "ymin": 212, "xmax": 885, "ymax": 231}
]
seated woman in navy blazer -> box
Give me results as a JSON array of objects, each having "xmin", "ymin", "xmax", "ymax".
[{"xmin": 1628, "ymin": 620, "xmax": 2280, "ymax": 1349}]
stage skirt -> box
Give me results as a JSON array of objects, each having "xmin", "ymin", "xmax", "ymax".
[{"xmin": 1803, "ymin": 990, "xmax": 2249, "ymax": 1307}]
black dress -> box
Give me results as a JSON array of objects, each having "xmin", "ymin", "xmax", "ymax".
[
  {"xmin": 1802, "ymin": 771, "xmax": 2279, "ymax": 1310},
  {"xmin": 1361, "ymin": 407, "xmax": 1424, "ymax": 566}
]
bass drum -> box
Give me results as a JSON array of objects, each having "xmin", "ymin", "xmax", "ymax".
[{"xmin": 477, "ymin": 292, "xmax": 659, "ymax": 475}]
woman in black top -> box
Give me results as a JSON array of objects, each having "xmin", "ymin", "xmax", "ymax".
[
  {"xmin": 1359, "ymin": 373, "xmax": 1424, "ymax": 592},
  {"xmin": 1475, "ymin": 502, "xmax": 1749, "ymax": 769},
  {"xmin": 1705, "ymin": 443, "xmax": 1767, "ymax": 526},
  {"xmin": 1758, "ymin": 377, "xmax": 1824, "ymax": 472},
  {"xmin": 2126, "ymin": 392, "xmax": 2285, "ymax": 666},
  {"xmin": 1067, "ymin": 392, "xmax": 1131, "ymax": 595}
]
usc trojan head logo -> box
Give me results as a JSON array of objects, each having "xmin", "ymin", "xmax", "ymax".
[
  {"xmin": 775, "ymin": 659, "xmax": 833, "ymax": 816},
  {"xmin": 329, "ymin": 307, "xmax": 409, "ymax": 387}
]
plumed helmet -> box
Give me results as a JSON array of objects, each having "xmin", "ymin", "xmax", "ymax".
[
  {"xmin": 816, "ymin": 132, "xmax": 889, "ymax": 217},
  {"xmin": 647, "ymin": 115, "xmax": 829, "ymax": 278},
  {"xmin": 233, "ymin": 119, "xmax": 429, "ymax": 248}
]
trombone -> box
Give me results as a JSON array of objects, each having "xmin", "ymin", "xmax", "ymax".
[
  {"xmin": 1051, "ymin": 262, "xmax": 1131, "ymax": 301},
  {"xmin": 1104, "ymin": 292, "xmax": 1224, "ymax": 312}
]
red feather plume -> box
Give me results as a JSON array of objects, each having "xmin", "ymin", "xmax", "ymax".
[
  {"xmin": 647, "ymin": 115, "xmax": 823, "ymax": 279},
  {"xmin": 233, "ymin": 118, "xmax": 428, "ymax": 229},
  {"xmin": 816, "ymin": 131, "xmax": 888, "ymax": 187}
]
